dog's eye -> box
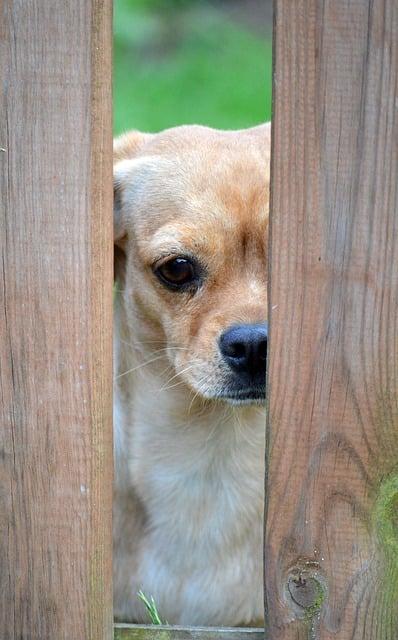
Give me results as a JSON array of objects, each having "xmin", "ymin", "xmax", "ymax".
[{"xmin": 155, "ymin": 257, "xmax": 198, "ymax": 289}]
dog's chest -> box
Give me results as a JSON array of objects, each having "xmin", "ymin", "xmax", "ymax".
[
  {"xmin": 136, "ymin": 517, "xmax": 264, "ymax": 626},
  {"xmin": 129, "ymin": 413, "xmax": 265, "ymax": 625}
]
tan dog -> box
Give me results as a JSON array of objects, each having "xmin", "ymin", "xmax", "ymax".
[{"xmin": 113, "ymin": 124, "xmax": 270, "ymax": 626}]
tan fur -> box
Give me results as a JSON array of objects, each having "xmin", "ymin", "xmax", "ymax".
[{"xmin": 113, "ymin": 124, "xmax": 270, "ymax": 626}]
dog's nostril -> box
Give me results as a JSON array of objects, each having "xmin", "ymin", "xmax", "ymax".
[
  {"xmin": 219, "ymin": 323, "xmax": 268, "ymax": 376},
  {"xmin": 224, "ymin": 341, "xmax": 246, "ymax": 360}
]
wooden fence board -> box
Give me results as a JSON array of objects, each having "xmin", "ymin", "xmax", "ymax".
[
  {"xmin": 265, "ymin": 1, "xmax": 398, "ymax": 638},
  {"xmin": 0, "ymin": 1, "xmax": 113, "ymax": 638}
]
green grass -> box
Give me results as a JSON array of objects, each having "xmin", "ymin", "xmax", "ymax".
[
  {"xmin": 137, "ymin": 590, "xmax": 166, "ymax": 625},
  {"xmin": 113, "ymin": 0, "xmax": 272, "ymax": 134}
]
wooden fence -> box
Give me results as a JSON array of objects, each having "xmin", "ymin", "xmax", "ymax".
[
  {"xmin": 266, "ymin": 1, "xmax": 398, "ymax": 638},
  {"xmin": 0, "ymin": 1, "xmax": 113, "ymax": 638},
  {"xmin": 0, "ymin": 1, "xmax": 397, "ymax": 639}
]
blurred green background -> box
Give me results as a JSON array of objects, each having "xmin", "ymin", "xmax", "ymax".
[{"xmin": 113, "ymin": 0, "xmax": 273, "ymax": 135}]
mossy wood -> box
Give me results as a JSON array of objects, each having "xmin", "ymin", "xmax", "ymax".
[
  {"xmin": 266, "ymin": 1, "xmax": 398, "ymax": 638},
  {"xmin": 0, "ymin": 1, "xmax": 113, "ymax": 638},
  {"xmin": 114, "ymin": 625, "xmax": 265, "ymax": 640}
]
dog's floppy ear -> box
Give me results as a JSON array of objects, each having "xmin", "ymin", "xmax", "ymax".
[{"xmin": 113, "ymin": 131, "xmax": 151, "ymax": 280}]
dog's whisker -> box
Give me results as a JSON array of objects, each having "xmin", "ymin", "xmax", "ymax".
[
  {"xmin": 160, "ymin": 379, "xmax": 190, "ymax": 392},
  {"xmin": 160, "ymin": 363, "xmax": 204, "ymax": 391},
  {"xmin": 188, "ymin": 389, "xmax": 203, "ymax": 415},
  {"xmin": 232, "ymin": 412, "xmax": 258, "ymax": 448},
  {"xmin": 158, "ymin": 363, "xmax": 175, "ymax": 378},
  {"xmin": 161, "ymin": 363, "xmax": 201, "ymax": 386},
  {"xmin": 187, "ymin": 373, "xmax": 214, "ymax": 415},
  {"xmin": 140, "ymin": 342, "xmax": 192, "ymax": 350},
  {"xmin": 205, "ymin": 406, "xmax": 222, "ymax": 443},
  {"xmin": 115, "ymin": 355, "xmax": 168, "ymax": 379},
  {"xmin": 119, "ymin": 337, "xmax": 209, "ymax": 356},
  {"xmin": 119, "ymin": 339, "xmax": 180, "ymax": 354},
  {"xmin": 119, "ymin": 338, "xmax": 197, "ymax": 361}
]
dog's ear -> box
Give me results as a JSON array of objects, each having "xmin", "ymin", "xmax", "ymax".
[
  {"xmin": 113, "ymin": 158, "xmax": 131, "ymax": 249},
  {"xmin": 113, "ymin": 131, "xmax": 151, "ymax": 280}
]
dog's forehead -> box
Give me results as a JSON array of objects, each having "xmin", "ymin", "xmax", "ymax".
[{"xmin": 132, "ymin": 140, "xmax": 269, "ymax": 250}]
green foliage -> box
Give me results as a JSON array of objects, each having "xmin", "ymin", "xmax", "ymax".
[{"xmin": 113, "ymin": 0, "xmax": 272, "ymax": 134}]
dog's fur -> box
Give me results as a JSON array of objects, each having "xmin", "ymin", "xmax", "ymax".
[{"xmin": 113, "ymin": 124, "xmax": 270, "ymax": 626}]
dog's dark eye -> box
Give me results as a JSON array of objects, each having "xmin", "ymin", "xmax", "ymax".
[{"xmin": 155, "ymin": 257, "xmax": 198, "ymax": 290}]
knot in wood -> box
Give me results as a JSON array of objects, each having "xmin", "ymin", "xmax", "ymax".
[
  {"xmin": 287, "ymin": 575, "xmax": 319, "ymax": 609},
  {"xmin": 285, "ymin": 559, "xmax": 327, "ymax": 619}
]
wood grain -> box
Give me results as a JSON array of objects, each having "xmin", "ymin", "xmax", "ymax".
[
  {"xmin": 114, "ymin": 625, "xmax": 265, "ymax": 640},
  {"xmin": 265, "ymin": 1, "xmax": 398, "ymax": 638},
  {"xmin": 0, "ymin": 1, "xmax": 113, "ymax": 638}
]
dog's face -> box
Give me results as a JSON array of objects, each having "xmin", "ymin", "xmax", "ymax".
[{"xmin": 114, "ymin": 125, "xmax": 270, "ymax": 405}]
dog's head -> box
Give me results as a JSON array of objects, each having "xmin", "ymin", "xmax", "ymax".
[{"xmin": 114, "ymin": 124, "xmax": 270, "ymax": 405}]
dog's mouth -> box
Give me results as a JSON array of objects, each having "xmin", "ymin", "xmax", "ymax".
[{"xmin": 217, "ymin": 386, "xmax": 266, "ymax": 406}]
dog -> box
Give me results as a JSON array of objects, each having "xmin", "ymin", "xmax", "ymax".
[{"xmin": 113, "ymin": 123, "xmax": 270, "ymax": 626}]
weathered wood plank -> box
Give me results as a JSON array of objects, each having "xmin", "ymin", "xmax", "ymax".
[
  {"xmin": 114, "ymin": 625, "xmax": 265, "ymax": 640},
  {"xmin": 0, "ymin": 1, "xmax": 113, "ymax": 638},
  {"xmin": 266, "ymin": 1, "xmax": 398, "ymax": 638}
]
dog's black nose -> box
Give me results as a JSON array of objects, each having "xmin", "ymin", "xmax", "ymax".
[{"xmin": 219, "ymin": 323, "xmax": 268, "ymax": 377}]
